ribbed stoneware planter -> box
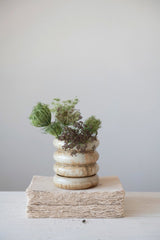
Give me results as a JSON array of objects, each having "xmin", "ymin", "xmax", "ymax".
[{"xmin": 53, "ymin": 139, "xmax": 99, "ymax": 190}]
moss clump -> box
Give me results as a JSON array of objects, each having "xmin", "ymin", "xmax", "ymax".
[
  {"xmin": 29, "ymin": 98, "xmax": 101, "ymax": 154},
  {"xmin": 43, "ymin": 121, "xmax": 62, "ymax": 137},
  {"xmin": 29, "ymin": 103, "xmax": 51, "ymax": 127},
  {"xmin": 84, "ymin": 116, "xmax": 101, "ymax": 135}
]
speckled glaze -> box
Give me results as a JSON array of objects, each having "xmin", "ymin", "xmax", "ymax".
[
  {"xmin": 54, "ymin": 162, "xmax": 99, "ymax": 177},
  {"xmin": 53, "ymin": 139, "xmax": 100, "ymax": 190},
  {"xmin": 53, "ymin": 174, "xmax": 99, "ymax": 190}
]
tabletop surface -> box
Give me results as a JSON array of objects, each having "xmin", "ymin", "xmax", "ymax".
[{"xmin": 0, "ymin": 192, "xmax": 160, "ymax": 240}]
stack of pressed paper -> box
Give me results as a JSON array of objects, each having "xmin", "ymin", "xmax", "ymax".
[{"xmin": 26, "ymin": 176, "xmax": 125, "ymax": 218}]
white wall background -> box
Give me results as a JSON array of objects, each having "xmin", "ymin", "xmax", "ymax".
[{"xmin": 0, "ymin": 0, "xmax": 160, "ymax": 191}]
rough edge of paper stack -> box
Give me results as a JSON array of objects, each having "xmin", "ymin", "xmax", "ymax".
[{"xmin": 26, "ymin": 176, "xmax": 125, "ymax": 218}]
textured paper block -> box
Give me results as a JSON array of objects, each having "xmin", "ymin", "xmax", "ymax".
[{"xmin": 26, "ymin": 176, "xmax": 125, "ymax": 218}]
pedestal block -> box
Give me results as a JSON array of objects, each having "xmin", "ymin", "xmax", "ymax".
[{"xmin": 26, "ymin": 176, "xmax": 125, "ymax": 218}]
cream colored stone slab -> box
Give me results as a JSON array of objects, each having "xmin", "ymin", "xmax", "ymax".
[
  {"xmin": 1, "ymin": 192, "xmax": 160, "ymax": 239},
  {"xmin": 26, "ymin": 176, "xmax": 125, "ymax": 218}
]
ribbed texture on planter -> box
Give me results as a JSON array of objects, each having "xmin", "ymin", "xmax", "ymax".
[{"xmin": 53, "ymin": 139, "xmax": 99, "ymax": 190}]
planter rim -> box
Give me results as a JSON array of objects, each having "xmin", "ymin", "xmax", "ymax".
[{"xmin": 53, "ymin": 138, "xmax": 99, "ymax": 152}]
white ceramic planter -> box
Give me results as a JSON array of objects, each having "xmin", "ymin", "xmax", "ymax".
[{"xmin": 53, "ymin": 139, "xmax": 100, "ymax": 190}]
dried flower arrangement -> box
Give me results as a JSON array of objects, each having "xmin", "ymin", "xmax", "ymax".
[{"xmin": 29, "ymin": 98, "xmax": 101, "ymax": 155}]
